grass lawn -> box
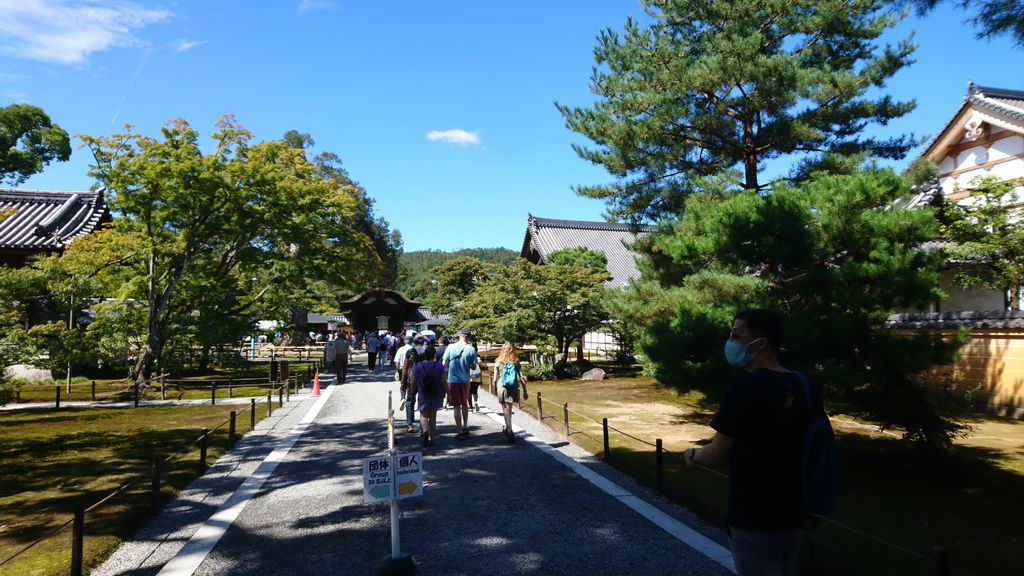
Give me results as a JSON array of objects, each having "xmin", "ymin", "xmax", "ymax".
[
  {"xmin": 507, "ymin": 367, "xmax": 1023, "ymax": 576},
  {"xmin": 0, "ymin": 403, "xmax": 269, "ymax": 576}
]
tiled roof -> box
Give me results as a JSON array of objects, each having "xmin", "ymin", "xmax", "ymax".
[
  {"xmin": 0, "ymin": 188, "xmax": 108, "ymax": 251},
  {"xmin": 887, "ymin": 310, "xmax": 1024, "ymax": 329},
  {"xmin": 521, "ymin": 214, "xmax": 653, "ymax": 288},
  {"xmin": 923, "ymin": 83, "xmax": 1024, "ymax": 159}
]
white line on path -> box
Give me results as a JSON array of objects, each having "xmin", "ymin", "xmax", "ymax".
[
  {"xmin": 483, "ymin": 411, "xmax": 737, "ymax": 574},
  {"xmin": 156, "ymin": 387, "xmax": 335, "ymax": 576}
]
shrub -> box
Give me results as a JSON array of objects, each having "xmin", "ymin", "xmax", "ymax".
[{"xmin": 523, "ymin": 363, "xmax": 554, "ymax": 381}]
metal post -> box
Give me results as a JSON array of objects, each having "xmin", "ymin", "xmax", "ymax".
[
  {"xmin": 935, "ymin": 546, "xmax": 950, "ymax": 576},
  {"xmin": 70, "ymin": 503, "xmax": 84, "ymax": 576},
  {"xmin": 603, "ymin": 418, "xmax": 610, "ymax": 461},
  {"xmin": 250, "ymin": 398, "xmax": 256, "ymax": 429},
  {"xmin": 229, "ymin": 411, "xmax": 237, "ymax": 448},
  {"xmin": 656, "ymin": 438, "xmax": 664, "ymax": 495},
  {"xmin": 563, "ymin": 402, "xmax": 569, "ymax": 438},
  {"xmin": 211, "ymin": 382, "xmax": 217, "ymax": 405},
  {"xmin": 267, "ymin": 393, "xmax": 272, "ymax": 417},
  {"xmin": 91, "ymin": 381, "xmax": 96, "ymax": 401},
  {"xmin": 151, "ymin": 455, "xmax": 161, "ymax": 510},
  {"xmin": 55, "ymin": 385, "xmax": 60, "ymax": 409},
  {"xmin": 199, "ymin": 428, "xmax": 208, "ymax": 473},
  {"xmin": 285, "ymin": 378, "xmax": 290, "ymax": 402},
  {"xmin": 537, "ymin": 391, "xmax": 543, "ymax": 421}
]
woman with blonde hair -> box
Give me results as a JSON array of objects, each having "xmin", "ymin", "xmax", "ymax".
[{"xmin": 493, "ymin": 342, "xmax": 528, "ymax": 443}]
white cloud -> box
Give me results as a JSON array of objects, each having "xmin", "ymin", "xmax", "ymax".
[
  {"xmin": 174, "ymin": 39, "xmax": 206, "ymax": 52},
  {"xmin": 0, "ymin": 0, "xmax": 171, "ymax": 65},
  {"xmin": 426, "ymin": 129, "xmax": 481, "ymax": 147},
  {"xmin": 298, "ymin": 0, "xmax": 338, "ymax": 12}
]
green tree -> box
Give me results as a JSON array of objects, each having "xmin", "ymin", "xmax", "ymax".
[
  {"xmin": 454, "ymin": 259, "xmax": 608, "ymax": 362},
  {"xmin": 79, "ymin": 117, "xmax": 390, "ymax": 384},
  {"xmin": 397, "ymin": 247, "xmax": 518, "ymax": 299},
  {"xmin": 426, "ymin": 256, "xmax": 492, "ymax": 315},
  {"xmin": 941, "ymin": 177, "xmax": 1024, "ymax": 309},
  {"xmin": 557, "ymin": 0, "xmax": 916, "ymax": 221},
  {"xmin": 0, "ymin": 103, "xmax": 71, "ymax": 185},
  {"xmin": 905, "ymin": 0, "xmax": 1024, "ymax": 46},
  {"xmin": 635, "ymin": 169, "xmax": 967, "ymax": 451},
  {"xmin": 546, "ymin": 247, "xmax": 609, "ymax": 273}
]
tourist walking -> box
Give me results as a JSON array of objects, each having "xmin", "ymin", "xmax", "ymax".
[
  {"xmin": 492, "ymin": 342, "xmax": 528, "ymax": 442},
  {"xmin": 468, "ymin": 341, "xmax": 483, "ymax": 411},
  {"xmin": 684, "ymin": 309, "xmax": 810, "ymax": 576},
  {"xmin": 399, "ymin": 336, "xmax": 427, "ymax": 433},
  {"xmin": 442, "ymin": 328, "xmax": 478, "ymax": 439},
  {"xmin": 366, "ymin": 333, "xmax": 379, "ymax": 371},
  {"xmin": 334, "ymin": 334, "xmax": 352, "ymax": 383},
  {"xmin": 412, "ymin": 345, "xmax": 447, "ymax": 446},
  {"xmin": 378, "ymin": 332, "xmax": 390, "ymax": 370}
]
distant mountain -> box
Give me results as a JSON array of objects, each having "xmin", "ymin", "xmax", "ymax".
[{"xmin": 396, "ymin": 247, "xmax": 518, "ymax": 300}]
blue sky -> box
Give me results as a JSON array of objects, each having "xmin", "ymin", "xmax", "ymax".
[{"xmin": 1, "ymin": 1, "xmax": 1022, "ymax": 252}]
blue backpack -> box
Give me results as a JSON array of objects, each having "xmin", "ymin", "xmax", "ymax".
[
  {"xmin": 500, "ymin": 362, "xmax": 518, "ymax": 389},
  {"xmin": 793, "ymin": 372, "xmax": 841, "ymax": 517}
]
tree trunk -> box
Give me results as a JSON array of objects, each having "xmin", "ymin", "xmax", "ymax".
[
  {"xmin": 576, "ymin": 340, "xmax": 584, "ymax": 362},
  {"xmin": 743, "ymin": 119, "xmax": 759, "ymax": 190}
]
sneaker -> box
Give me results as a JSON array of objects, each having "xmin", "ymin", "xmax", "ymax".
[
  {"xmin": 420, "ymin": 432, "xmax": 429, "ymax": 447},
  {"xmin": 406, "ymin": 425, "xmax": 416, "ymax": 434}
]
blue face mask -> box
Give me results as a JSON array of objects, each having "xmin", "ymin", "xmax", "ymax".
[{"xmin": 724, "ymin": 337, "xmax": 764, "ymax": 367}]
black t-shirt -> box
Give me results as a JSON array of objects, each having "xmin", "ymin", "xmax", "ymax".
[{"xmin": 710, "ymin": 368, "xmax": 809, "ymax": 531}]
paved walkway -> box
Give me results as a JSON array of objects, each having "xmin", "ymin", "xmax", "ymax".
[{"xmin": 93, "ymin": 363, "xmax": 734, "ymax": 576}]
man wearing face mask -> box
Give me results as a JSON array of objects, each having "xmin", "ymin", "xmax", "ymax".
[{"xmin": 684, "ymin": 309, "xmax": 809, "ymax": 576}]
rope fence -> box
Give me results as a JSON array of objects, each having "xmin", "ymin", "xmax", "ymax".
[
  {"xmin": 507, "ymin": 387, "xmax": 971, "ymax": 576},
  {"xmin": 0, "ymin": 377, "xmax": 300, "ymax": 575}
]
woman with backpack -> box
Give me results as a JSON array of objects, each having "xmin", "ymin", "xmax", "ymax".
[
  {"xmin": 412, "ymin": 345, "xmax": 447, "ymax": 447},
  {"xmin": 492, "ymin": 342, "xmax": 528, "ymax": 443}
]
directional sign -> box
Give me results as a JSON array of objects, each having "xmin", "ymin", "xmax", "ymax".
[
  {"xmin": 395, "ymin": 452, "xmax": 423, "ymax": 500},
  {"xmin": 363, "ymin": 456, "xmax": 393, "ymax": 504},
  {"xmin": 363, "ymin": 452, "xmax": 423, "ymax": 503}
]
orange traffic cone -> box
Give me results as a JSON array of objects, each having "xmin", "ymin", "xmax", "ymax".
[{"xmin": 312, "ymin": 371, "xmax": 321, "ymax": 397}]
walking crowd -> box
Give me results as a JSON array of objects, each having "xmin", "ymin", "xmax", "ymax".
[{"xmin": 324, "ymin": 328, "xmax": 528, "ymax": 447}]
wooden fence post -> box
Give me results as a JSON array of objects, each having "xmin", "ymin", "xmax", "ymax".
[
  {"xmin": 278, "ymin": 384, "xmax": 283, "ymax": 407},
  {"xmin": 151, "ymin": 455, "xmax": 161, "ymax": 510},
  {"xmin": 55, "ymin": 385, "xmax": 60, "ymax": 409},
  {"xmin": 563, "ymin": 403, "xmax": 569, "ymax": 439},
  {"xmin": 91, "ymin": 381, "xmax": 96, "ymax": 402},
  {"xmin": 537, "ymin": 392, "xmax": 543, "ymax": 422},
  {"xmin": 285, "ymin": 378, "xmax": 290, "ymax": 402},
  {"xmin": 228, "ymin": 411, "xmax": 237, "ymax": 449},
  {"xmin": 250, "ymin": 398, "xmax": 256, "ymax": 430},
  {"xmin": 228, "ymin": 376, "xmax": 233, "ymax": 398},
  {"xmin": 211, "ymin": 382, "xmax": 217, "ymax": 405},
  {"xmin": 267, "ymin": 392, "xmax": 272, "ymax": 417},
  {"xmin": 656, "ymin": 439, "xmax": 664, "ymax": 495},
  {"xmin": 198, "ymin": 428, "xmax": 208, "ymax": 473},
  {"xmin": 160, "ymin": 375, "xmax": 166, "ymax": 401},
  {"xmin": 70, "ymin": 503, "xmax": 85, "ymax": 576},
  {"xmin": 15, "ymin": 388, "xmax": 20, "ymax": 403},
  {"xmin": 603, "ymin": 418, "xmax": 610, "ymax": 461},
  {"xmin": 134, "ymin": 380, "xmax": 139, "ymax": 408}
]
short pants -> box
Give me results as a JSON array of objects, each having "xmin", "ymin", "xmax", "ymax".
[{"xmin": 448, "ymin": 383, "xmax": 470, "ymax": 406}]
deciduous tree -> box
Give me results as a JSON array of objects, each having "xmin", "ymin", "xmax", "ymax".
[{"xmin": 0, "ymin": 103, "xmax": 71, "ymax": 185}]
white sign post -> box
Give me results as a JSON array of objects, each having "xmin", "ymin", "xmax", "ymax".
[{"xmin": 369, "ymin": 392, "xmax": 418, "ymax": 575}]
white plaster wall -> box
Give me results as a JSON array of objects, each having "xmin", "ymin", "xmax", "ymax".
[
  {"xmin": 989, "ymin": 157, "xmax": 1024, "ymax": 181},
  {"xmin": 940, "ymin": 176, "xmax": 955, "ymax": 195},
  {"xmin": 939, "ymin": 269, "xmax": 1005, "ymax": 311},
  {"xmin": 988, "ymin": 135, "xmax": 1024, "ymax": 161},
  {"xmin": 957, "ymin": 144, "xmax": 987, "ymax": 168},
  {"xmin": 939, "ymin": 156, "xmax": 955, "ymax": 173}
]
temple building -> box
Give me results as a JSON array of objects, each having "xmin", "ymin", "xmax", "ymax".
[{"xmin": 0, "ymin": 188, "xmax": 110, "ymax": 267}]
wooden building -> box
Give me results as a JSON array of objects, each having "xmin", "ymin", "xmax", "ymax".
[
  {"xmin": 337, "ymin": 289, "xmax": 427, "ymax": 334},
  {"xmin": 0, "ymin": 188, "xmax": 110, "ymax": 267}
]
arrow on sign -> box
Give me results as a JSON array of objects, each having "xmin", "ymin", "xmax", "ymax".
[
  {"xmin": 370, "ymin": 485, "xmax": 390, "ymax": 499},
  {"xmin": 398, "ymin": 481, "xmax": 418, "ymax": 495}
]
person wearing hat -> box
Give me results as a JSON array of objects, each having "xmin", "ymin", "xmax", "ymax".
[{"xmin": 442, "ymin": 328, "xmax": 478, "ymax": 439}]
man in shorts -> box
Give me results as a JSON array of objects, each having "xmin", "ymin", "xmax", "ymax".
[{"xmin": 442, "ymin": 328, "xmax": 478, "ymax": 440}]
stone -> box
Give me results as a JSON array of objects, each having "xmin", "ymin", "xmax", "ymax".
[
  {"xmin": 581, "ymin": 367, "xmax": 606, "ymax": 381},
  {"xmin": 4, "ymin": 364, "xmax": 53, "ymax": 381}
]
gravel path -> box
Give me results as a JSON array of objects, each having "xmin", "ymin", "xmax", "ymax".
[{"xmin": 94, "ymin": 364, "xmax": 734, "ymax": 575}]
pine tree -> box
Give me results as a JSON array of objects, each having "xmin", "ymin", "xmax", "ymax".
[{"xmin": 558, "ymin": 0, "xmax": 917, "ymax": 221}]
